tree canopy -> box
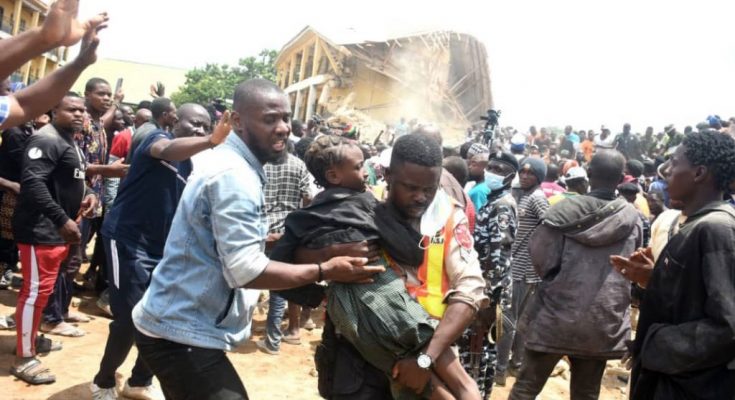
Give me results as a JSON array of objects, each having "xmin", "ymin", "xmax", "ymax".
[{"xmin": 171, "ymin": 49, "xmax": 277, "ymax": 107}]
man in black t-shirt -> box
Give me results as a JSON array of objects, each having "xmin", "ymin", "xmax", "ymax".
[{"xmin": 10, "ymin": 94, "xmax": 98, "ymax": 385}]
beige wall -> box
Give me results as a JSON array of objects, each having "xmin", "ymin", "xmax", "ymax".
[{"xmin": 71, "ymin": 59, "xmax": 188, "ymax": 106}]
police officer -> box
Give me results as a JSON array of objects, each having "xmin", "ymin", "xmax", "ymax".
[{"xmin": 458, "ymin": 150, "xmax": 519, "ymax": 397}]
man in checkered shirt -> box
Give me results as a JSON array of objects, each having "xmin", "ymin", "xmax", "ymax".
[{"xmin": 258, "ymin": 149, "xmax": 314, "ymax": 355}]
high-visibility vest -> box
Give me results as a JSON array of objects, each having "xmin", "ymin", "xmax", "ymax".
[{"xmin": 404, "ymin": 211, "xmax": 455, "ymax": 319}]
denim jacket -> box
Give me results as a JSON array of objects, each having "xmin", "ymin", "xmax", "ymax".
[{"xmin": 132, "ymin": 133, "xmax": 268, "ymax": 351}]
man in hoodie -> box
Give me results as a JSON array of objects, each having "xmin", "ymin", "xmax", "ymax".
[{"xmin": 509, "ymin": 150, "xmax": 643, "ymax": 400}]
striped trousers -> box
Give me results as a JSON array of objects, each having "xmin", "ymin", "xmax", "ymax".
[{"xmin": 15, "ymin": 243, "xmax": 69, "ymax": 358}]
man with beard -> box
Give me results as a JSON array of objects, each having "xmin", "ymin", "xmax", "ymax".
[
  {"xmin": 91, "ymin": 104, "xmax": 219, "ymax": 400},
  {"xmin": 10, "ymin": 93, "xmax": 98, "ymax": 384},
  {"xmin": 132, "ymin": 79, "xmax": 382, "ymax": 400}
]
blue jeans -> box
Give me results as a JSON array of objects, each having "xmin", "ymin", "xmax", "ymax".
[{"xmin": 264, "ymin": 292, "xmax": 287, "ymax": 351}]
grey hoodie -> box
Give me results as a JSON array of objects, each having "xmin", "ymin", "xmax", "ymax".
[{"xmin": 523, "ymin": 195, "xmax": 643, "ymax": 358}]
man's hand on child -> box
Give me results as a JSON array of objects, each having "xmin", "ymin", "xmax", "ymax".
[{"xmin": 321, "ymin": 256, "xmax": 384, "ymax": 283}]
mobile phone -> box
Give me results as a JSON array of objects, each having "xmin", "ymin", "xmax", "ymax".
[{"xmin": 115, "ymin": 78, "xmax": 123, "ymax": 94}]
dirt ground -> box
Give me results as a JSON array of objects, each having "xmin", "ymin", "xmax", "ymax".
[{"xmin": 0, "ymin": 278, "xmax": 629, "ymax": 400}]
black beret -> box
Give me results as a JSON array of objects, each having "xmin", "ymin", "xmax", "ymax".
[{"xmin": 489, "ymin": 150, "xmax": 520, "ymax": 171}]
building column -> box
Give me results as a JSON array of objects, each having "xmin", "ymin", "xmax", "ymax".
[
  {"xmin": 305, "ymin": 85, "xmax": 316, "ymax": 121},
  {"xmin": 312, "ymin": 38, "xmax": 322, "ymax": 77},
  {"xmin": 294, "ymin": 89, "xmax": 303, "ymax": 121},
  {"xmin": 288, "ymin": 54, "xmax": 297, "ymax": 86},
  {"xmin": 37, "ymin": 58, "xmax": 47, "ymax": 79},
  {"xmin": 20, "ymin": 11, "xmax": 41, "ymax": 83},
  {"xmin": 11, "ymin": 0, "xmax": 22, "ymax": 35}
]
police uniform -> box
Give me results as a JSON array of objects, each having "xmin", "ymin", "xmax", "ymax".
[
  {"xmin": 394, "ymin": 196, "xmax": 488, "ymax": 319},
  {"xmin": 458, "ymin": 151, "xmax": 518, "ymax": 399},
  {"xmin": 326, "ymin": 192, "xmax": 488, "ymax": 400}
]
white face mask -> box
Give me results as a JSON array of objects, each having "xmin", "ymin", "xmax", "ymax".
[{"xmin": 418, "ymin": 189, "xmax": 453, "ymax": 248}]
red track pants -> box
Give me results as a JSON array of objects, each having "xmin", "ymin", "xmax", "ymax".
[{"xmin": 15, "ymin": 243, "xmax": 69, "ymax": 358}]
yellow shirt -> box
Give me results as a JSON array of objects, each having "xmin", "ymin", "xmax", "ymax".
[
  {"xmin": 548, "ymin": 191, "xmax": 579, "ymax": 206},
  {"xmin": 634, "ymin": 193, "xmax": 650, "ymax": 219},
  {"xmin": 650, "ymin": 209, "xmax": 685, "ymax": 261}
]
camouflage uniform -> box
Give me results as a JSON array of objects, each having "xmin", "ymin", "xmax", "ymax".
[{"xmin": 457, "ymin": 191, "xmax": 517, "ymax": 399}]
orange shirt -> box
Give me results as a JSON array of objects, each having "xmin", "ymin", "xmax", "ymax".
[{"xmin": 580, "ymin": 139, "xmax": 595, "ymax": 162}]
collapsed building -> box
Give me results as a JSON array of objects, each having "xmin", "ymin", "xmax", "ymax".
[{"xmin": 274, "ymin": 26, "xmax": 493, "ymax": 144}]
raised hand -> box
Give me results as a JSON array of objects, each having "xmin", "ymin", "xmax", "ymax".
[
  {"xmin": 209, "ymin": 111, "xmax": 232, "ymax": 146},
  {"xmin": 42, "ymin": 0, "xmax": 109, "ymax": 47},
  {"xmin": 73, "ymin": 16, "xmax": 107, "ymax": 67},
  {"xmin": 610, "ymin": 249, "xmax": 655, "ymax": 288}
]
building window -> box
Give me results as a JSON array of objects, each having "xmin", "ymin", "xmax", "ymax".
[{"xmin": 0, "ymin": 7, "xmax": 8, "ymax": 34}]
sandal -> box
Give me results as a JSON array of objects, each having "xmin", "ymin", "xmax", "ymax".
[
  {"xmin": 10, "ymin": 358, "xmax": 56, "ymax": 385},
  {"xmin": 64, "ymin": 312, "xmax": 91, "ymax": 323},
  {"xmin": 12, "ymin": 335, "xmax": 62, "ymax": 354},
  {"xmin": 282, "ymin": 334, "xmax": 302, "ymax": 345},
  {"xmin": 40, "ymin": 321, "xmax": 86, "ymax": 337}
]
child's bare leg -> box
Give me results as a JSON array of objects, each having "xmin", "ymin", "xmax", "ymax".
[
  {"xmin": 429, "ymin": 373, "xmax": 455, "ymax": 400},
  {"xmin": 433, "ymin": 347, "xmax": 481, "ymax": 400}
]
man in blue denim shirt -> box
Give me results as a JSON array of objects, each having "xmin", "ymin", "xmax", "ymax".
[{"xmin": 132, "ymin": 79, "xmax": 383, "ymax": 400}]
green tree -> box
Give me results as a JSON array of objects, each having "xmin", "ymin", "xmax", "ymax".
[{"xmin": 171, "ymin": 49, "xmax": 278, "ymax": 106}]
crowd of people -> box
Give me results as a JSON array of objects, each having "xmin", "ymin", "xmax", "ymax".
[{"xmin": 1, "ymin": 2, "xmax": 735, "ymax": 400}]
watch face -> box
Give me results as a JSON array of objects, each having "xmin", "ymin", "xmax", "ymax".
[{"xmin": 417, "ymin": 354, "xmax": 432, "ymax": 369}]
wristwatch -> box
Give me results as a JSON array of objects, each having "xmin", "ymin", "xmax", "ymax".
[{"xmin": 416, "ymin": 353, "xmax": 433, "ymax": 370}]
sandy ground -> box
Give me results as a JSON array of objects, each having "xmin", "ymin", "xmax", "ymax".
[{"xmin": 0, "ymin": 278, "xmax": 629, "ymax": 400}]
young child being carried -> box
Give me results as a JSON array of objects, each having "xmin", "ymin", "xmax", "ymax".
[{"xmin": 270, "ymin": 135, "xmax": 480, "ymax": 400}]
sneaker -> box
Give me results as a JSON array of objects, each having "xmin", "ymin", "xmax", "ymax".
[
  {"xmin": 13, "ymin": 334, "xmax": 63, "ymax": 354},
  {"xmin": 0, "ymin": 271, "xmax": 9, "ymax": 290},
  {"xmin": 36, "ymin": 334, "xmax": 63, "ymax": 353},
  {"xmin": 90, "ymin": 382, "xmax": 118, "ymax": 400},
  {"xmin": 0, "ymin": 267, "xmax": 16, "ymax": 289},
  {"xmin": 0, "ymin": 314, "xmax": 16, "ymax": 330},
  {"xmin": 301, "ymin": 318, "xmax": 316, "ymax": 331},
  {"xmin": 255, "ymin": 339, "xmax": 279, "ymax": 355},
  {"xmin": 122, "ymin": 381, "xmax": 164, "ymax": 400},
  {"xmin": 10, "ymin": 275, "xmax": 23, "ymax": 288}
]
